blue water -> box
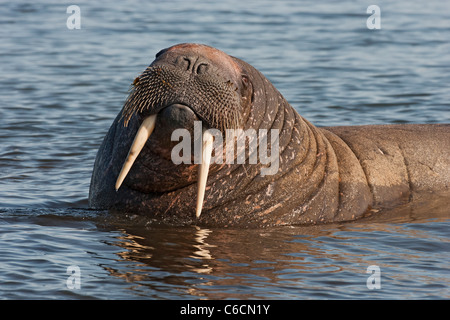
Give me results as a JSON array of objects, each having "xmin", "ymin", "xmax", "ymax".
[{"xmin": 0, "ymin": 0, "xmax": 449, "ymax": 299}]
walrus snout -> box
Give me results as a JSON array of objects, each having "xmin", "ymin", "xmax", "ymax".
[{"xmin": 121, "ymin": 44, "xmax": 247, "ymax": 133}]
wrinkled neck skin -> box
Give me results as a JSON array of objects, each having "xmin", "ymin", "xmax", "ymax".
[{"xmin": 89, "ymin": 58, "xmax": 372, "ymax": 227}]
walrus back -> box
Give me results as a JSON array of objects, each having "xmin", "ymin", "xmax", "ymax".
[{"xmin": 322, "ymin": 124, "xmax": 450, "ymax": 206}]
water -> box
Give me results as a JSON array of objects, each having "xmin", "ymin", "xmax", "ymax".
[{"xmin": 0, "ymin": 0, "xmax": 449, "ymax": 299}]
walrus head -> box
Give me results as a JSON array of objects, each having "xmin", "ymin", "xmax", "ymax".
[
  {"xmin": 111, "ymin": 44, "xmax": 255, "ymax": 218},
  {"xmin": 89, "ymin": 43, "xmax": 370, "ymax": 227}
]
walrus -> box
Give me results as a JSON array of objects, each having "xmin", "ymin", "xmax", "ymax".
[{"xmin": 89, "ymin": 43, "xmax": 450, "ymax": 227}]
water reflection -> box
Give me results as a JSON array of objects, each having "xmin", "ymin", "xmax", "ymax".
[
  {"xmin": 189, "ymin": 227, "xmax": 215, "ymax": 273},
  {"xmin": 103, "ymin": 224, "xmax": 333, "ymax": 298},
  {"xmin": 97, "ymin": 197, "xmax": 449, "ymax": 299}
]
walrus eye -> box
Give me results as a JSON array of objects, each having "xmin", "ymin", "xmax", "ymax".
[
  {"xmin": 242, "ymin": 75, "xmax": 253, "ymax": 96},
  {"xmin": 242, "ymin": 75, "xmax": 249, "ymax": 87},
  {"xmin": 241, "ymin": 75, "xmax": 253, "ymax": 102}
]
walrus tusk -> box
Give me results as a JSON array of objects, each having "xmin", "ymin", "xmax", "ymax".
[
  {"xmin": 115, "ymin": 114, "xmax": 157, "ymax": 191},
  {"xmin": 116, "ymin": 114, "xmax": 212, "ymax": 218},
  {"xmin": 196, "ymin": 130, "xmax": 213, "ymax": 218}
]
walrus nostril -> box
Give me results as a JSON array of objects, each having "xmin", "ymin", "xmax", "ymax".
[
  {"xmin": 175, "ymin": 56, "xmax": 194, "ymax": 72},
  {"xmin": 182, "ymin": 57, "xmax": 191, "ymax": 71},
  {"xmin": 174, "ymin": 55, "xmax": 209, "ymax": 75},
  {"xmin": 196, "ymin": 63, "xmax": 209, "ymax": 75}
]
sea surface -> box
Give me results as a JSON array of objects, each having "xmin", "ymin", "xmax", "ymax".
[{"xmin": 0, "ymin": 0, "xmax": 449, "ymax": 299}]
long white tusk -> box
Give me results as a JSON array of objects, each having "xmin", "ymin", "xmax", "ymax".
[
  {"xmin": 115, "ymin": 114, "xmax": 157, "ymax": 191},
  {"xmin": 196, "ymin": 130, "xmax": 213, "ymax": 218}
]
